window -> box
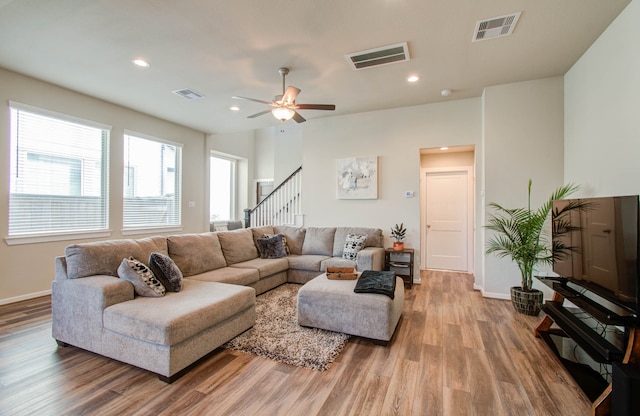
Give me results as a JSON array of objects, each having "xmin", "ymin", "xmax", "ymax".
[
  {"xmin": 123, "ymin": 131, "xmax": 182, "ymax": 231},
  {"xmin": 8, "ymin": 102, "xmax": 110, "ymax": 238},
  {"xmin": 210, "ymin": 155, "xmax": 236, "ymax": 221}
]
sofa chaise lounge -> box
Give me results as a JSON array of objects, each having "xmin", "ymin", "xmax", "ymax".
[{"xmin": 52, "ymin": 225, "xmax": 384, "ymax": 382}]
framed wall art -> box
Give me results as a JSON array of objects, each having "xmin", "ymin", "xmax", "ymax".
[{"xmin": 336, "ymin": 156, "xmax": 378, "ymax": 199}]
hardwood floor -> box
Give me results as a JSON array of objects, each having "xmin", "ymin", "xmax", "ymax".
[{"xmin": 0, "ymin": 270, "xmax": 592, "ymax": 415}]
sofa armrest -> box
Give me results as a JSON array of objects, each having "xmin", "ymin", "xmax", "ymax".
[
  {"xmin": 52, "ymin": 276, "xmax": 133, "ymax": 352},
  {"xmin": 55, "ymin": 256, "xmax": 68, "ymax": 281},
  {"xmin": 356, "ymin": 247, "xmax": 384, "ymax": 271}
]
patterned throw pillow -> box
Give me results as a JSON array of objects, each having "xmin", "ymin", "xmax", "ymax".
[
  {"xmin": 117, "ymin": 257, "xmax": 166, "ymax": 297},
  {"xmin": 256, "ymin": 234, "xmax": 288, "ymax": 259},
  {"xmin": 262, "ymin": 233, "xmax": 290, "ymax": 256},
  {"xmin": 342, "ymin": 233, "xmax": 367, "ymax": 261},
  {"xmin": 148, "ymin": 252, "xmax": 183, "ymax": 292}
]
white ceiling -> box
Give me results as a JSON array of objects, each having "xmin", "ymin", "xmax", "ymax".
[{"xmin": 0, "ymin": 0, "xmax": 631, "ymax": 134}]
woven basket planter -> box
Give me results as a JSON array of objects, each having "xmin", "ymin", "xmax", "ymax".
[{"xmin": 510, "ymin": 287, "xmax": 543, "ymax": 316}]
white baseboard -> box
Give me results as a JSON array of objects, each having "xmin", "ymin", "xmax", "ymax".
[
  {"xmin": 479, "ymin": 289, "xmax": 511, "ymax": 300},
  {"xmin": 0, "ymin": 289, "xmax": 51, "ymax": 305}
]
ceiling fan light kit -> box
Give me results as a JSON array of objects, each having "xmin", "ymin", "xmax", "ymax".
[
  {"xmin": 272, "ymin": 107, "xmax": 295, "ymax": 121},
  {"xmin": 232, "ymin": 67, "xmax": 335, "ymax": 123}
]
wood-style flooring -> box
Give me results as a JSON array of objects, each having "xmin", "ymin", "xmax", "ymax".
[{"xmin": 0, "ymin": 270, "xmax": 592, "ymax": 415}]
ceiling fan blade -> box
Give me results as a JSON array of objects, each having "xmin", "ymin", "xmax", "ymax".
[
  {"xmin": 292, "ymin": 111, "xmax": 306, "ymax": 123},
  {"xmin": 247, "ymin": 109, "xmax": 272, "ymax": 119},
  {"xmin": 232, "ymin": 96, "xmax": 274, "ymax": 106},
  {"xmin": 282, "ymin": 86, "xmax": 301, "ymax": 105},
  {"xmin": 295, "ymin": 104, "xmax": 336, "ymax": 111}
]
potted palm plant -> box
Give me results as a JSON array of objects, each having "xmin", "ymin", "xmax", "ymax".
[
  {"xmin": 391, "ymin": 223, "xmax": 407, "ymax": 251},
  {"xmin": 485, "ymin": 179, "xmax": 586, "ymax": 316}
]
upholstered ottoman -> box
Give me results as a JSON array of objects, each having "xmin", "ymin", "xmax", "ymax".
[{"xmin": 297, "ymin": 273, "xmax": 404, "ymax": 343}]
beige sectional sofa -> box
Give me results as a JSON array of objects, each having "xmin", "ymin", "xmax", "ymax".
[{"xmin": 52, "ymin": 225, "xmax": 384, "ymax": 382}]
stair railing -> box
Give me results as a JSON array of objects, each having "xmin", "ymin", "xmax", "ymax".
[{"xmin": 244, "ymin": 166, "xmax": 302, "ymax": 227}]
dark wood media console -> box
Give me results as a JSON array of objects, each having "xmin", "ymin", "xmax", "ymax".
[{"xmin": 534, "ymin": 276, "xmax": 640, "ymax": 415}]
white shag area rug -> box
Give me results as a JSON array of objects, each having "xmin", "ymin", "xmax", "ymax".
[{"xmin": 222, "ymin": 283, "xmax": 350, "ymax": 371}]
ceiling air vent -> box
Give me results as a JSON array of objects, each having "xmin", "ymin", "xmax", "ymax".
[
  {"xmin": 345, "ymin": 42, "xmax": 410, "ymax": 71},
  {"xmin": 172, "ymin": 88, "xmax": 205, "ymax": 100},
  {"xmin": 472, "ymin": 12, "xmax": 521, "ymax": 42}
]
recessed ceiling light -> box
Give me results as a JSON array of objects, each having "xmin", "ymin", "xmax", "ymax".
[
  {"xmin": 229, "ymin": 106, "xmax": 240, "ymax": 111},
  {"xmin": 407, "ymin": 75, "xmax": 420, "ymax": 83},
  {"xmin": 441, "ymin": 89, "xmax": 452, "ymax": 96},
  {"xmin": 132, "ymin": 59, "xmax": 150, "ymax": 68},
  {"xmin": 440, "ymin": 147, "xmax": 449, "ymax": 151}
]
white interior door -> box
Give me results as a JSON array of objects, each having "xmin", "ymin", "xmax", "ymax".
[{"xmin": 425, "ymin": 170, "xmax": 469, "ymax": 271}]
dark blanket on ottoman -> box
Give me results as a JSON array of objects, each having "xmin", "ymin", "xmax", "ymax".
[{"xmin": 354, "ymin": 270, "xmax": 397, "ymax": 299}]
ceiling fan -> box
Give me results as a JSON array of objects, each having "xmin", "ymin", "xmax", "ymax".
[{"xmin": 232, "ymin": 67, "xmax": 335, "ymax": 123}]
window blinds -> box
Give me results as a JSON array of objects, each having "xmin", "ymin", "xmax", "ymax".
[
  {"xmin": 8, "ymin": 103, "xmax": 110, "ymax": 235},
  {"xmin": 123, "ymin": 131, "xmax": 182, "ymax": 229}
]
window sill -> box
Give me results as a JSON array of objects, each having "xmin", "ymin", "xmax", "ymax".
[
  {"xmin": 5, "ymin": 230, "xmax": 112, "ymax": 246},
  {"xmin": 121, "ymin": 226, "xmax": 183, "ymax": 236}
]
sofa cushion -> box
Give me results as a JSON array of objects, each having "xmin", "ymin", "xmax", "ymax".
[
  {"xmin": 256, "ymin": 234, "xmax": 287, "ymax": 259},
  {"xmin": 148, "ymin": 252, "xmax": 183, "ymax": 292},
  {"xmin": 287, "ymin": 254, "xmax": 331, "ymax": 272},
  {"xmin": 186, "ymin": 266, "xmax": 259, "ymax": 286},
  {"xmin": 167, "ymin": 233, "xmax": 227, "ymax": 276},
  {"xmin": 320, "ymin": 257, "xmax": 356, "ymax": 271},
  {"xmin": 230, "ymin": 257, "xmax": 290, "ymax": 279},
  {"xmin": 117, "ymin": 257, "xmax": 166, "ymax": 297},
  {"xmin": 273, "ymin": 225, "xmax": 306, "ymax": 255},
  {"xmin": 251, "ymin": 225, "xmax": 275, "ymax": 244},
  {"xmin": 302, "ymin": 227, "xmax": 336, "ymax": 256},
  {"xmin": 65, "ymin": 236, "xmax": 168, "ymax": 279},
  {"xmin": 217, "ymin": 229, "xmax": 259, "ymax": 265},
  {"xmin": 332, "ymin": 227, "xmax": 383, "ymax": 257},
  {"xmin": 103, "ymin": 280, "xmax": 255, "ymax": 346},
  {"xmin": 342, "ymin": 233, "xmax": 367, "ymax": 260}
]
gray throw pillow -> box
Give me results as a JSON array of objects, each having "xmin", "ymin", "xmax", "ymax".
[
  {"xmin": 342, "ymin": 233, "xmax": 367, "ymax": 260},
  {"xmin": 117, "ymin": 257, "xmax": 166, "ymax": 297},
  {"xmin": 256, "ymin": 234, "xmax": 288, "ymax": 259},
  {"xmin": 263, "ymin": 233, "xmax": 290, "ymax": 256},
  {"xmin": 148, "ymin": 252, "xmax": 183, "ymax": 292}
]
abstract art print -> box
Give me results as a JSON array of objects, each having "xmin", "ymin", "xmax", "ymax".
[{"xmin": 336, "ymin": 156, "xmax": 378, "ymax": 199}]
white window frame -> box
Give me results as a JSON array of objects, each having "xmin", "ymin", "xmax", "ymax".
[
  {"xmin": 5, "ymin": 102, "xmax": 111, "ymax": 246},
  {"xmin": 122, "ymin": 130, "xmax": 183, "ymax": 235},
  {"xmin": 210, "ymin": 153, "xmax": 237, "ymax": 222}
]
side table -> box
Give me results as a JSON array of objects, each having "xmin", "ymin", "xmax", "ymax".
[{"xmin": 384, "ymin": 248, "xmax": 414, "ymax": 288}]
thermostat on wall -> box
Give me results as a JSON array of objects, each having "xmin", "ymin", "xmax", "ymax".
[{"xmin": 405, "ymin": 191, "xmax": 415, "ymax": 198}]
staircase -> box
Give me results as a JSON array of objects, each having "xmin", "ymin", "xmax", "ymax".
[{"xmin": 244, "ymin": 167, "xmax": 302, "ymax": 227}]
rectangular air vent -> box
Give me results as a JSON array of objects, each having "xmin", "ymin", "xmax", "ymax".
[
  {"xmin": 345, "ymin": 42, "xmax": 410, "ymax": 71},
  {"xmin": 172, "ymin": 88, "xmax": 205, "ymax": 100},
  {"xmin": 472, "ymin": 12, "xmax": 521, "ymax": 42}
]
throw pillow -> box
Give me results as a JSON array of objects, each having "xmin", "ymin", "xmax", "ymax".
[
  {"xmin": 117, "ymin": 257, "xmax": 166, "ymax": 297},
  {"xmin": 214, "ymin": 225, "xmax": 228, "ymax": 232},
  {"xmin": 148, "ymin": 252, "xmax": 183, "ymax": 292},
  {"xmin": 263, "ymin": 233, "xmax": 290, "ymax": 256},
  {"xmin": 342, "ymin": 233, "xmax": 367, "ymax": 261},
  {"xmin": 256, "ymin": 234, "xmax": 288, "ymax": 259}
]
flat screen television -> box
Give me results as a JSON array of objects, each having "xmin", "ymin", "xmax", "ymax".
[{"xmin": 552, "ymin": 195, "xmax": 640, "ymax": 319}]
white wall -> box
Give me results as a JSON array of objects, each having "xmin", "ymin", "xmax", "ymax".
[
  {"xmin": 254, "ymin": 129, "xmax": 275, "ymax": 180},
  {"xmin": 564, "ymin": 0, "xmax": 640, "ymax": 197},
  {"xmin": 482, "ymin": 77, "xmax": 565, "ymax": 298},
  {"xmin": 0, "ymin": 68, "xmax": 207, "ymax": 304},
  {"xmin": 6, "ymin": 0, "xmax": 633, "ymax": 304},
  {"xmin": 301, "ymin": 98, "xmax": 483, "ymax": 278}
]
